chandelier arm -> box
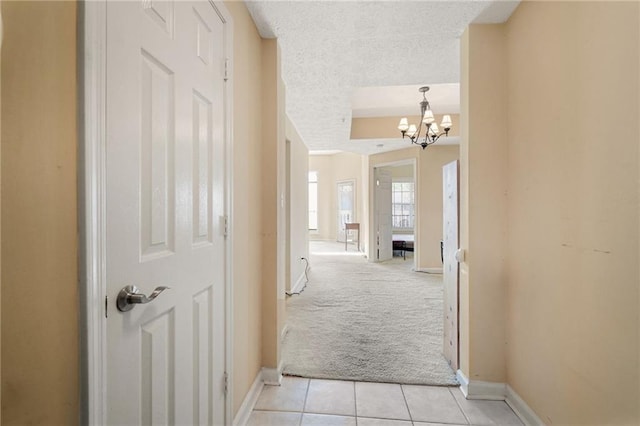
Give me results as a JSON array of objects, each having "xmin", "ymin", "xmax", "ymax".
[
  {"xmin": 411, "ymin": 120, "xmax": 425, "ymax": 145},
  {"xmin": 428, "ymin": 132, "xmax": 447, "ymax": 145},
  {"xmin": 421, "ymin": 122, "xmax": 434, "ymax": 146}
]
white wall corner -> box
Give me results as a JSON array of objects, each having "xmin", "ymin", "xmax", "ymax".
[
  {"xmin": 261, "ymin": 365, "xmax": 283, "ymax": 386},
  {"xmin": 456, "ymin": 370, "xmax": 545, "ymax": 426},
  {"xmin": 232, "ymin": 371, "xmax": 264, "ymax": 426},
  {"xmin": 506, "ymin": 385, "xmax": 546, "ymax": 426},
  {"xmin": 457, "ymin": 371, "xmax": 543, "ymax": 425}
]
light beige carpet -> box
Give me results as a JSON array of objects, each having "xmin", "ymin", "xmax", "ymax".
[{"xmin": 282, "ymin": 242, "xmax": 458, "ymax": 385}]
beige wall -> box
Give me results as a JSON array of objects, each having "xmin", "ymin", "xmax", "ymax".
[
  {"xmin": 226, "ymin": 1, "xmax": 264, "ymax": 415},
  {"xmin": 286, "ymin": 118, "xmax": 310, "ymax": 292},
  {"xmin": 228, "ymin": 1, "xmax": 287, "ymax": 414},
  {"xmin": 351, "ymin": 114, "xmax": 460, "ymax": 139},
  {"xmin": 418, "ymin": 146, "xmax": 459, "ymax": 269},
  {"xmin": 309, "ymin": 155, "xmax": 334, "ymax": 240},
  {"xmin": 504, "ymin": 2, "xmax": 639, "ymax": 423},
  {"xmin": 462, "ymin": 1, "xmax": 639, "ymax": 424},
  {"xmin": 391, "ymin": 164, "xmax": 413, "ymax": 180},
  {"xmin": 459, "ymin": 24, "xmax": 508, "ymax": 384},
  {"xmin": 259, "ymin": 38, "xmax": 280, "ymax": 370},
  {"xmin": 1, "ymin": 2, "xmax": 78, "ymax": 424},
  {"xmin": 309, "ymin": 152, "xmax": 365, "ymax": 243},
  {"xmin": 275, "ymin": 40, "xmax": 287, "ymax": 359}
]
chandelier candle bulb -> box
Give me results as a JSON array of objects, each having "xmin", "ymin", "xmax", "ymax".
[
  {"xmin": 397, "ymin": 117, "xmax": 409, "ymax": 132},
  {"xmin": 422, "ymin": 109, "xmax": 435, "ymax": 124},
  {"xmin": 441, "ymin": 114, "xmax": 452, "ymax": 130}
]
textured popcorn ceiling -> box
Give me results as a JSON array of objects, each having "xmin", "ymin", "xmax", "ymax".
[{"xmin": 246, "ymin": 0, "xmax": 519, "ymax": 154}]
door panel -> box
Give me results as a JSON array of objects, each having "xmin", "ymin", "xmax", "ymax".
[
  {"xmin": 442, "ymin": 160, "xmax": 459, "ymax": 371},
  {"xmin": 375, "ymin": 168, "xmax": 393, "ymax": 261},
  {"xmin": 193, "ymin": 286, "xmax": 214, "ymax": 424},
  {"xmin": 141, "ymin": 310, "xmax": 175, "ymax": 425},
  {"xmin": 140, "ymin": 50, "xmax": 176, "ymax": 259},
  {"xmin": 192, "ymin": 91, "xmax": 213, "ymax": 245},
  {"xmin": 106, "ymin": 1, "xmax": 226, "ymax": 424}
]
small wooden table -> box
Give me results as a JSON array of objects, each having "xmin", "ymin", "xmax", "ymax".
[{"xmin": 345, "ymin": 223, "xmax": 360, "ymax": 252}]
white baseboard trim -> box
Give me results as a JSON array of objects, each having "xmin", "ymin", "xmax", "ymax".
[
  {"xmin": 455, "ymin": 369, "xmax": 505, "ymax": 400},
  {"xmin": 261, "ymin": 365, "xmax": 282, "ymax": 386},
  {"xmin": 506, "ymin": 385, "xmax": 545, "ymax": 426},
  {"xmin": 232, "ymin": 371, "xmax": 264, "ymax": 426},
  {"xmin": 414, "ymin": 267, "xmax": 443, "ymax": 274},
  {"xmin": 290, "ymin": 270, "xmax": 307, "ymax": 294},
  {"xmin": 456, "ymin": 369, "xmax": 470, "ymax": 397},
  {"xmin": 469, "ymin": 380, "xmax": 507, "ymax": 401},
  {"xmin": 456, "ymin": 370, "xmax": 544, "ymax": 426}
]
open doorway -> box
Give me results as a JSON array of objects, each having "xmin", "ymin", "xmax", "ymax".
[
  {"xmin": 371, "ymin": 160, "xmax": 418, "ymax": 271},
  {"xmin": 336, "ymin": 179, "xmax": 357, "ymax": 245},
  {"xmin": 280, "ymin": 152, "xmax": 457, "ymax": 386}
]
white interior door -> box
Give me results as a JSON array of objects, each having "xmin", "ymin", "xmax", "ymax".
[
  {"xmin": 442, "ymin": 160, "xmax": 459, "ymax": 371},
  {"xmin": 337, "ymin": 180, "xmax": 355, "ymax": 242},
  {"xmin": 375, "ymin": 168, "xmax": 393, "ymax": 261},
  {"xmin": 106, "ymin": 1, "xmax": 226, "ymax": 424}
]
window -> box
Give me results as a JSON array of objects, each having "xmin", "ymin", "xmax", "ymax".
[
  {"xmin": 337, "ymin": 180, "xmax": 355, "ymax": 241},
  {"xmin": 309, "ymin": 171, "xmax": 318, "ymax": 230},
  {"xmin": 392, "ymin": 181, "xmax": 415, "ymax": 229}
]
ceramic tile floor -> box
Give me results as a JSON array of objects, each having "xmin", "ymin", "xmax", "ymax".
[{"xmin": 248, "ymin": 377, "xmax": 524, "ymax": 426}]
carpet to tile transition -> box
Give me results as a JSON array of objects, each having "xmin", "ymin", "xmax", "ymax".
[{"xmin": 281, "ymin": 245, "xmax": 458, "ymax": 386}]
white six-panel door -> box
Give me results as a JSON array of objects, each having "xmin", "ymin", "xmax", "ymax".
[{"xmin": 106, "ymin": 1, "xmax": 226, "ymax": 424}]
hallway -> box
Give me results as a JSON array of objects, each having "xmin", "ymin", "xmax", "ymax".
[
  {"xmin": 247, "ymin": 377, "xmax": 523, "ymax": 425},
  {"xmin": 281, "ymin": 241, "xmax": 456, "ymax": 385}
]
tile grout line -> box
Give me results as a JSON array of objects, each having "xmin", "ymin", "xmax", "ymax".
[
  {"xmin": 299, "ymin": 378, "xmax": 311, "ymax": 426},
  {"xmin": 353, "ymin": 381, "xmax": 358, "ymax": 426},
  {"xmin": 448, "ymin": 386, "xmax": 472, "ymax": 425},
  {"xmin": 400, "ymin": 384, "xmax": 415, "ymax": 425}
]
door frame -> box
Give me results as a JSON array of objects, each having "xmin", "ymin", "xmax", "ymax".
[
  {"xmin": 79, "ymin": 1, "xmax": 235, "ymax": 423},
  {"xmin": 368, "ymin": 159, "xmax": 417, "ymax": 270}
]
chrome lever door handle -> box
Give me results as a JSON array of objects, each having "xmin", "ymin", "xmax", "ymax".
[{"xmin": 117, "ymin": 285, "xmax": 170, "ymax": 312}]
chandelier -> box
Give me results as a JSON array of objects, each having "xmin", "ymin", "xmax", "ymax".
[{"xmin": 397, "ymin": 86, "xmax": 453, "ymax": 149}]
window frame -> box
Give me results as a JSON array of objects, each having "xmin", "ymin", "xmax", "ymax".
[
  {"xmin": 391, "ymin": 179, "xmax": 415, "ymax": 231},
  {"xmin": 308, "ymin": 171, "xmax": 319, "ymax": 231}
]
